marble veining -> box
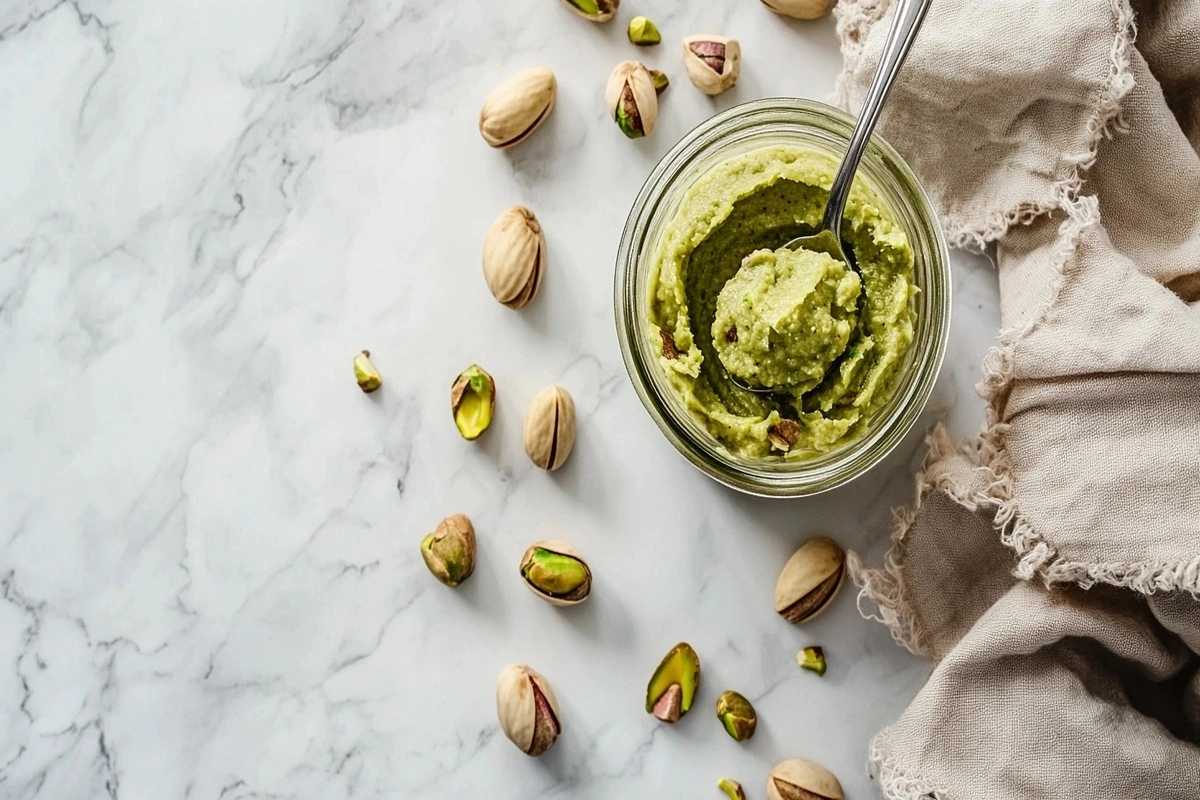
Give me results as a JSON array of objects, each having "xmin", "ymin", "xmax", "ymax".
[{"xmin": 0, "ymin": 0, "xmax": 999, "ymax": 797}]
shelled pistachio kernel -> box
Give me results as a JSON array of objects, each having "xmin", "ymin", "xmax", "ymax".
[
  {"xmin": 718, "ymin": 778, "xmax": 746, "ymax": 800},
  {"xmin": 560, "ymin": 0, "xmax": 618, "ymax": 22},
  {"xmin": 716, "ymin": 690, "xmax": 757, "ymax": 741},
  {"xmin": 627, "ymin": 15, "xmax": 661, "ymax": 45},
  {"xmin": 645, "ymin": 642, "xmax": 700, "ymax": 722},
  {"xmin": 798, "ymin": 646, "xmax": 827, "ymax": 676},
  {"xmin": 451, "ymin": 365, "xmax": 495, "ymax": 440},
  {"xmin": 353, "ymin": 350, "xmax": 382, "ymax": 392}
]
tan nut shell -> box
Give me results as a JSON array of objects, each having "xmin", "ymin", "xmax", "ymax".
[
  {"xmin": 479, "ymin": 67, "xmax": 557, "ymax": 149},
  {"xmin": 774, "ymin": 536, "xmax": 846, "ymax": 623},
  {"xmin": 682, "ymin": 35, "xmax": 741, "ymax": 95},
  {"xmin": 496, "ymin": 664, "xmax": 562, "ymax": 756},
  {"xmin": 766, "ymin": 758, "xmax": 844, "ymax": 800},
  {"xmin": 520, "ymin": 539, "xmax": 592, "ymax": 606},
  {"xmin": 482, "ymin": 206, "xmax": 545, "ymax": 309},
  {"xmin": 605, "ymin": 60, "xmax": 659, "ymax": 136},
  {"xmin": 760, "ymin": 0, "xmax": 835, "ymax": 19},
  {"xmin": 523, "ymin": 385, "xmax": 576, "ymax": 470}
]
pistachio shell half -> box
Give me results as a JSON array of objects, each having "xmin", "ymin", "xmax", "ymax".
[
  {"xmin": 605, "ymin": 61, "xmax": 658, "ymax": 139},
  {"xmin": 451, "ymin": 365, "xmax": 496, "ymax": 440},
  {"xmin": 478, "ymin": 67, "xmax": 556, "ymax": 149},
  {"xmin": 716, "ymin": 690, "xmax": 757, "ymax": 741},
  {"xmin": 760, "ymin": 0, "xmax": 835, "ymax": 20},
  {"xmin": 559, "ymin": 0, "xmax": 618, "ymax": 22},
  {"xmin": 682, "ymin": 35, "xmax": 741, "ymax": 95},
  {"xmin": 766, "ymin": 758, "xmax": 844, "ymax": 800},
  {"xmin": 520, "ymin": 540, "xmax": 592, "ymax": 605},
  {"xmin": 774, "ymin": 536, "xmax": 845, "ymax": 623},
  {"xmin": 496, "ymin": 664, "xmax": 562, "ymax": 756},
  {"xmin": 420, "ymin": 514, "xmax": 476, "ymax": 587},
  {"xmin": 523, "ymin": 385, "xmax": 576, "ymax": 470},
  {"xmin": 482, "ymin": 206, "xmax": 545, "ymax": 309},
  {"xmin": 645, "ymin": 642, "xmax": 700, "ymax": 723}
]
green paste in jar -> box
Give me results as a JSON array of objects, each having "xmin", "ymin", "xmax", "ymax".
[{"xmin": 648, "ymin": 145, "xmax": 918, "ymax": 459}]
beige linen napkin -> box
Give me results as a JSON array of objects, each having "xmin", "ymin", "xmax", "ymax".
[{"xmin": 834, "ymin": 0, "xmax": 1200, "ymax": 796}]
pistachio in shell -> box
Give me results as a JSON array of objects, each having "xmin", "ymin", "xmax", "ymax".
[
  {"xmin": 482, "ymin": 206, "xmax": 545, "ymax": 309},
  {"xmin": 420, "ymin": 513, "xmax": 476, "ymax": 587},
  {"xmin": 523, "ymin": 385, "xmax": 576, "ymax": 470},
  {"xmin": 451, "ymin": 365, "xmax": 496, "ymax": 440},
  {"xmin": 478, "ymin": 67, "xmax": 556, "ymax": 149},
  {"xmin": 718, "ymin": 778, "xmax": 747, "ymax": 800},
  {"xmin": 605, "ymin": 61, "xmax": 658, "ymax": 139},
  {"xmin": 496, "ymin": 664, "xmax": 562, "ymax": 756},
  {"xmin": 559, "ymin": 0, "xmax": 618, "ymax": 22},
  {"xmin": 682, "ymin": 35, "xmax": 741, "ymax": 95},
  {"xmin": 774, "ymin": 536, "xmax": 846, "ymax": 623},
  {"xmin": 353, "ymin": 350, "xmax": 382, "ymax": 393},
  {"xmin": 716, "ymin": 690, "xmax": 757, "ymax": 741},
  {"xmin": 520, "ymin": 540, "xmax": 592, "ymax": 605},
  {"xmin": 760, "ymin": 0, "xmax": 835, "ymax": 19},
  {"xmin": 766, "ymin": 758, "xmax": 844, "ymax": 800},
  {"xmin": 645, "ymin": 642, "xmax": 700, "ymax": 723}
]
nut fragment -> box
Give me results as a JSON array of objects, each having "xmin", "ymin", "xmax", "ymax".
[
  {"xmin": 774, "ymin": 536, "xmax": 846, "ymax": 623},
  {"xmin": 766, "ymin": 758, "xmax": 844, "ymax": 800},
  {"xmin": 478, "ymin": 67, "xmax": 557, "ymax": 149},
  {"xmin": 451, "ymin": 365, "xmax": 496, "ymax": 440},
  {"xmin": 768, "ymin": 419, "xmax": 802, "ymax": 451},
  {"xmin": 660, "ymin": 329, "xmax": 680, "ymax": 359},
  {"xmin": 420, "ymin": 514, "xmax": 476, "ymax": 587},
  {"xmin": 520, "ymin": 540, "xmax": 592, "ymax": 605},
  {"xmin": 496, "ymin": 664, "xmax": 562, "ymax": 756},
  {"xmin": 649, "ymin": 69, "xmax": 670, "ymax": 94},
  {"xmin": 559, "ymin": 0, "xmax": 618, "ymax": 22},
  {"xmin": 716, "ymin": 690, "xmax": 757, "ymax": 741},
  {"xmin": 760, "ymin": 0, "xmax": 835, "ymax": 19},
  {"xmin": 605, "ymin": 61, "xmax": 659, "ymax": 139},
  {"xmin": 627, "ymin": 15, "xmax": 661, "ymax": 45},
  {"xmin": 682, "ymin": 35, "xmax": 741, "ymax": 95},
  {"xmin": 645, "ymin": 642, "xmax": 700, "ymax": 723},
  {"xmin": 482, "ymin": 206, "xmax": 545, "ymax": 309},
  {"xmin": 523, "ymin": 385, "xmax": 577, "ymax": 470},
  {"xmin": 353, "ymin": 350, "xmax": 382, "ymax": 393},
  {"xmin": 797, "ymin": 646, "xmax": 827, "ymax": 677},
  {"xmin": 718, "ymin": 778, "xmax": 747, "ymax": 800}
]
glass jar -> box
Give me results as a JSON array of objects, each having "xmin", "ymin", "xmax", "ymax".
[{"xmin": 614, "ymin": 98, "xmax": 950, "ymax": 497}]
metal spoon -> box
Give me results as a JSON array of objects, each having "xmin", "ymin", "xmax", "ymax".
[{"xmin": 729, "ymin": 0, "xmax": 932, "ymax": 395}]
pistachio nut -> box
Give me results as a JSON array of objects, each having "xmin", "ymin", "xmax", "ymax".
[
  {"xmin": 760, "ymin": 0, "xmax": 835, "ymax": 19},
  {"xmin": 774, "ymin": 536, "xmax": 846, "ymax": 623},
  {"xmin": 649, "ymin": 69, "xmax": 670, "ymax": 95},
  {"xmin": 523, "ymin": 385, "xmax": 576, "ymax": 470},
  {"xmin": 768, "ymin": 419, "xmax": 802, "ymax": 452},
  {"xmin": 353, "ymin": 350, "xmax": 382, "ymax": 393},
  {"xmin": 420, "ymin": 514, "xmax": 476, "ymax": 587},
  {"xmin": 559, "ymin": 0, "xmax": 618, "ymax": 22},
  {"xmin": 645, "ymin": 642, "xmax": 700, "ymax": 723},
  {"xmin": 605, "ymin": 61, "xmax": 658, "ymax": 139},
  {"xmin": 627, "ymin": 15, "xmax": 661, "ymax": 45},
  {"xmin": 520, "ymin": 540, "xmax": 592, "ymax": 605},
  {"xmin": 715, "ymin": 690, "xmax": 757, "ymax": 741},
  {"xmin": 659, "ymin": 329, "xmax": 680, "ymax": 360},
  {"xmin": 478, "ymin": 67, "xmax": 556, "ymax": 149},
  {"xmin": 496, "ymin": 664, "xmax": 562, "ymax": 756},
  {"xmin": 718, "ymin": 778, "xmax": 747, "ymax": 800},
  {"xmin": 482, "ymin": 206, "xmax": 545, "ymax": 309},
  {"xmin": 682, "ymin": 35, "xmax": 741, "ymax": 95},
  {"xmin": 451, "ymin": 364, "xmax": 496, "ymax": 440},
  {"xmin": 766, "ymin": 758, "xmax": 844, "ymax": 800},
  {"xmin": 797, "ymin": 646, "xmax": 827, "ymax": 677}
]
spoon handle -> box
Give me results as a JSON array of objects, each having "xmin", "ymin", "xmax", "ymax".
[{"xmin": 822, "ymin": 0, "xmax": 932, "ymax": 238}]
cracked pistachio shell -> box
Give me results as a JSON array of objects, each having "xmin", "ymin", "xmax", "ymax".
[
  {"xmin": 774, "ymin": 536, "xmax": 845, "ymax": 623},
  {"xmin": 559, "ymin": 0, "xmax": 618, "ymax": 22},
  {"xmin": 523, "ymin": 385, "xmax": 576, "ymax": 470},
  {"xmin": 496, "ymin": 664, "xmax": 562, "ymax": 756},
  {"xmin": 627, "ymin": 15, "xmax": 661, "ymax": 45},
  {"xmin": 767, "ymin": 758, "xmax": 844, "ymax": 800},
  {"xmin": 682, "ymin": 35, "xmax": 741, "ymax": 95},
  {"xmin": 478, "ymin": 67, "xmax": 556, "ymax": 149},
  {"xmin": 420, "ymin": 514, "xmax": 476, "ymax": 587},
  {"xmin": 716, "ymin": 690, "xmax": 757, "ymax": 741},
  {"xmin": 482, "ymin": 206, "xmax": 545, "ymax": 309},
  {"xmin": 645, "ymin": 642, "xmax": 700, "ymax": 723},
  {"xmin": 718, "ymin": 778, "xmax": 747, "ymax": 800},
  {"xmin": 605, "ymin": 61, "xmax": 658, "ymax": 139},
  {"xmin": 353, "ymin": 350, "xmax": 382, "ymax": 393},
  {"xmin": 520, "ymin": 540, "xmax": 592, "ymax": 605},
  {"xmin": 451, "ymin": 365, "xmax": 496, "ymax": 440},
  {"xmin": 760, "ymin": 0, "xmax": 835, "ymax": 19}
]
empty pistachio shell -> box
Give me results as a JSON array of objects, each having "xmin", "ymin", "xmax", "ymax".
[
  {"xmin": 451, "ymin": 365, "xmax": 496, "ymax": 440},
  {"xmin": 523, "ymin": 385, "xmax": 576, "ymax": 470},
  {"xmin": 627, "ymin": 15, "xmax": 661, "ymax": 45},
  {"xmin": 420, "ymin": 514, "xmax": 476, "ymax": 587},
  {"xmin": 496, "ymin": 664, "xmax": 562, "ymax": 756},
  {"xmin": 645, "ymin": 642, "xmax": 700, "ymax": 723},
  {"xmin": 767, "ymin": 759, "xmax": 844, "ymax": 800},
  {"xmin": 605, "ymin": 61, "xmax": 658, "ymax": 139},
  {"xmin": 478, "ymin": 67, "xmax": 556, "ymax": 149},
  {"xmin": 761, "ymin": 0, "xmax": 835, "ymax": 19},
  {"xmin": 559, "ymin": 0, "xmax": 618, "ymax": 22},
  {"xmin": 798, "ymin": 646, "xmax": 827, "ymax": 677},
  {"xmin": 353, "ymin": 350, "xmax": 382, "ymax": 393},
  {"xmin": 520, "ymin": 540, "xmax": 592, "ymax": 605},
  {"xmin": 718, "ymin": 778, "xmax": 747, "ymax": 800},
  {"xmin": 482, "ymin": 206, "xmax": 545, "ymax": 309},
  {"xmin": 774, "ymin": 536, "xmax": 845, "ymax": 623},
  {"xmin": 682, "ymin": 35, "xmax": 741, "ymax": 95},
  {"xmin": 716, "ymin": 690, "xmax": 757, "ymax": 741}
]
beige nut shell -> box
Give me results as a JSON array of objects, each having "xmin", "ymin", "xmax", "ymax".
[
  {"xmin": 482, "ymin": 206, "xmax": 545, "ymax": 309},
  {"xmin": 766, "ymin": 758, "xmax": 844, "ymax": 800},
  {"xmin": 479, "ymin": 67, "xmax": 557, "ymax": 149},
  {"xmin": 760, "ymin": 0, "xmax": 835, "ymax": 20},
  {"xmin": 523, "ymin": 385, "xmax": 576, "ymax": 470},
  {"xmin": 682, "ymin": 35, "xmax": 741, "ymax": 95},
  {"xmin": 605, "ymin": 60, "xmax": 659, "ymax": 136},
  {"xmin": 773, "ymin": 536, "xmax": 846, "ymax": 622},
  {"xmin": 520, "ymin": 539, "xmax": 592, "ymax": 606},
  {"xmin": 496, "ymin": 663, "xmax": 562, "ymax": 755}
]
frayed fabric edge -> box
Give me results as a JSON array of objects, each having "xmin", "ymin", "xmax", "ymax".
[{"xmin": 870, "ymin": 727, "xmax": 952, "ymax": 800}]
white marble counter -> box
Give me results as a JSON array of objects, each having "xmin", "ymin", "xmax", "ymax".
[{"xmin": 0, "ymin": 0, "xmax": 999, "ymax": 797}]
